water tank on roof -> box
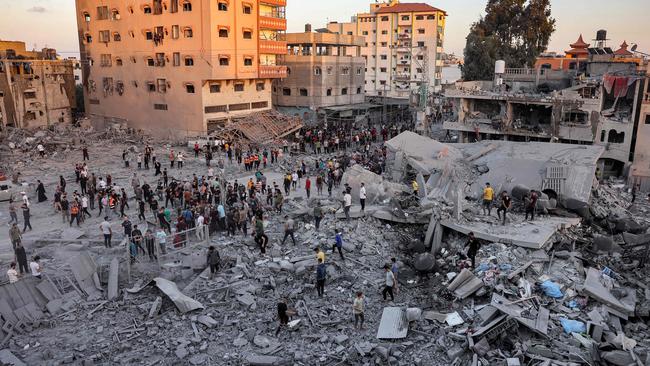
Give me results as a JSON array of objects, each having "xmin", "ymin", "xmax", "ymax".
[
  {"xmin": 596, "ymin": 29, "xmax": 607, "ymax": 41},
  {"xmin": 495, "ymin": 60, "xmax": 505, "ymax": 74}
]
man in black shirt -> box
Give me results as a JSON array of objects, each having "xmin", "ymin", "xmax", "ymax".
[
  {"xmin": 275, "ymin": 298, "xmax": 289, "ymax": 336},
  {"xmin": 464, "ymin": 232, "xmax": 481, "ymax": 269},
  {"xmin": 497, "ymin": 191, "xmax": 512, "ymax": 226}
]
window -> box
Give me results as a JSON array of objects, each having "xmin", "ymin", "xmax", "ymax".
[
  {"xmin": 116, "ymin": 58, "xmax": 123, "ymax": 66},
  {"xmin": 210, "ymin": 84, "xmax": 221, "ymax": 93},
  {"xmin": 99, "ymin": 30, "xmax": 110, "ymax": 43},
  {"xmin": 154, "ymin": 104, "xmax": 168, "ymax": 110},
  {"xmin": 186, "ymin": 84, "xmax": 195, "ymax": 93},
  {"xmin": 380, "ymin": 67, "xmax": 387, "ymax": 73},
  {"xmin": 417, "ymin": 68, "xmax": 423, "ymax": 73},
  {"xmin": 97, "ymin": 6, "xmax": 109, "ymax": 20},
  {"xmin": 229, "ymin": 103, "xmax": 250, "ymax": 111},
  {"xmin": 299, "ymin": 88, "xmax": 308, "ymax": 96},
  {"xmin": 85, "ymin": 34, "xmax": 93, "ymax": 43},
  {"xmin": 416, "ymin": 15, "xmax": 424, "ymax": 20},
  {"xmin": 357, "ymin": 87, "xmax": 362, "ymax": 94},
  {"xmin": 234, "ymin": 83, "xmax": 244, "ymax": 92},
  {"xmin": 155, "ymin": 53, "xmax": 165, "ymax": 66},
  {"xmin": 24, "ymin": 91, "xmax": 36, "ymax": 99},
  {"xmin": 252, "ymin": 101, "xmax": 268, "ymax": 109},
  {"xmin": 171, "ymin": 0, "xmax": 179, "ymax": 13},
  {"xmin": 645, "ymin": 114, "xmax": 650, "ymax": 125},
  {"xmin": 244, "ymin": 57, "xmax": 253, "ymax": 66},
  {"xmin": 111, "ymin": 9, "xmax": 120, "ymax": 20},
  {"xmin": 380, "ymin": 80, "xmax": 386, "ymax": 85},
  {"xmin": 219, "ymin": 29, "xmax": 229, "ymax": 38},
  {"xmin": 83, "ymin": 12, "xmax": 91, "ymax": 22},
  {"xmin": 218, "ymin": 2, "xmax": 228, "ymax": 11},
  {"xmin": 184, "ymin": 27, "xmax": 193, "ymax": 38},
  {"xmin": 219, "ymin": 57, "xmax": 229, "ymax": 66},
  {"xmin": 427, "ymin": 15, "xmax": 434, "ymax": 20},
  {"xmin": 173, "ymin": 52, "xmax": 181, "ymax": 66},
  {"xmin": 381, "ymin": 30, "xmax": 388, "ymax": 35},
  {"xmin": 347, "ymin": 31, "xmax": 353, "ymax": 35},
  {"xmin": 362, "ymin": 31, "xmax": 368, "ymax": 36},
  {"xmin": 381, "ymin": 16, "xmax": 389, "ymax": 21},
  {"xmin": 243, "ymin": 5, "xmax": 252, "ymax": 14},
  {"xmin": 342, "ymin": 88, "xmax": 348, "ymax": 95},
  {"xmin": 182, "ymin": 1, "xmax": 192, "ymax": 11},
  {"xmin": 418, "ymin": 29, "xmax": 425, "ymax": 34},
  {"xmin": 357, "ymin": 68, "xmax": 362, "ymax": 75},
  {"xmin": 381, "ymin": 42, "xmax": 387, "ymax": 47},
  {"xmin": 417, "ymin": 41, "xmax": 425, "ymax": 47},
  {"xmin": 172, "ymin": 25, "xmax": 180, "ymax": 39},
  {"xmin": 100, "ymin": 54, "xmax": 112, "ymax": 67},
  {"xmin": 147, "ymin": 57, "xmax": 155, "ymax": 66},
  {"xmin": 147, "ymin": 82, "xmax": 156, "ymax": 92},
  {"xmin": 184, "ymin": 57, "xmax": 194, "ymax": 66},
  {"xmin": 113, "ymin": 32, "xmax": 121, "ymax": 42},
  {"xmin": 326, "ymin": 88, "xmax": 332, "ymax": 96},
  {"xmin": 314, "ymin": 67, "xmax": 321, "ymax": 76},
  {"xmin": 327, "ymin": 67, "xmax": 333, "ymax": 75},
  {"xmin": 146, "ymin": 31, "xmax": 153, "ymax": 40},
  {"xmin": 243, "ymin": 30, "xmax": 252, "ymax": 39},
  {"xmin": 282, "ymin": 88, "xmax": 291, "ymax": 96},
  {"xmin": 342, "ymin": 67, "xmax": 349, "ymax": 75},
  {"xmin": 401, "ymin": 16, "xmax": 410, "ymax": 21},
  {"xmin": 380, "ymin": 55, "xmax": 387, "ymax": 60},
  {"xmin": 256, "ymin": 82, "xmax": 265, "ymax": 91},
  {"xmin": 143, "ymin": 5, "xmax": 152, "ymax": 14},
  {"xmin": 156, "ymin": 79, "xmax": 167, "ymax": 93},
  {"xmin": 205, "ymin": 105, "xmax": 227, "ymax": 113},
  {"xmin": 417, "ymin": 55, "xmax": 424, "ymax": 60}
]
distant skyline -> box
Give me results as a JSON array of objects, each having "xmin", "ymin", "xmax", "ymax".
[{"xmin": 0, "ymin": 0, "xmax": 648, "ymax": 59}]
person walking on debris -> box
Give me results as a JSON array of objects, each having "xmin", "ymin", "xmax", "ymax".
[
  {"xmin": 316, "ymin": 175, "xmax": 323, "ymax": 196},
  {"xmin": 21, "ymin": 203, "xmax": 32, "ymax": 233},
  {"xmin": 465, "ymin": 232, "xmax": 481, "ymax": 268},
  {"xmin": 332, "ymin": 230, "xmax": 344, "ymax": 260},
  {"xmin": 316, "ymin": 258, "xmax": 327, "ymax": 297},
  {"xmin": 482, "ymin": 183, "xmax": 494, "ymax": 216},
  {"xmin": 275, "ymin": 298, "xmax": 289, "ymax": 336},
  {"xmin": 145, "ymin": 229, "xmax": 157, "ymax": 261},
  {"xmin": 69, "ymin": 202, "xmax": 81, "ymax": 227},
  {"xmin": 305, "ymin": 177, "xmax": 311, "ymax": 199},
  {"xmin": 156, "ymin": 227, "xmax": 168, "ymax": 255},
  {"xmin": 281, "ymin": 215, "xmax": 296, "ymax": 245},
  {"xmin": 8, "ymin": 199, "xmax": 18, "ymax": 225},
  {"xmin": 256, "ymin": 231, "xmax": 269, "ymax": 255},
  {"xmin": 36, "ymin": 180, "xmax": 47, "ymax": 203},
  {"xmin": 315, "ymin": 247, "xmax": 325, "ymax": 263},
  {"xmin": 313, "ymin": 201, "xmax": 323, "ymax": 230},
  {"xmin": 353, "ymin": 291, "xmax": 365, "ymax": 330},
  {"xmin": 274, "ymin": 189, "xmax": 284, "ymax": 213},
  {"xmin": 382, "ymin": 264, "xmax": 395, "ymax": 302},
  {"xmin": 497, "ymin": 191, "xmax": 512, "ymax": 225},
  {"xmin": 525, "ymin": 190, "xmax": 538, "ymax": 221},
  {"xmin": 100, "ymin": 217, "xmax": 112, "ymax": 248},
  {"xmin": 15, "ymin": 242, "xmax": 28, "ymax": 275},
  {"xmin": 122, "ymin": 216, "xmax": 133, "ymax": 239},
  {"xmin": 132, "ymin": 225, "xmax": 145, "ymax": 255},
  {"xmin": 206, "ymin": 246, "xmax": 220, "ymax": 279},
  {"xmin": 82, "ymin": 145, "xmax": 89, "ymax": 161},
  {"xmin": 631, "ymin": 184, "xmax": 639, "ymax": 203},
  {"xmin": 7, "ymin": 263, "xmax": 19, "ymax": 284},
  {"xmin": 343, "ymin": 191, "xmax": 352, "ymax": 220},
  {"xmin": 359, "ymin": 182, "xmax": 367, "ymax": 212},
  {"xmin": 9, "ymin": 223, "xmax": 22, "ymax": 250}
]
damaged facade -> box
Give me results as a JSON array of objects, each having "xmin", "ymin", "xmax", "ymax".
[
  {"xmin": 75, "ymin": 0, "xmax": 288, "ymax": 136},
  {"xmin": 325, "ymin": 0, "xmax": 447, "ymax": 97},
  {"xmin": 0, "ymin": 40, "xmax": 76, "ymax": 130},
  {"xmin": 443, "ymin": 32, "xmax": 647, "ymax": 181}
]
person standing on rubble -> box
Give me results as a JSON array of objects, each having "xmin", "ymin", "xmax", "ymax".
[
  {"xmin": 69, "ymin": 202, "xmax": 81, "ymax": 227},
  {"xmin": 343, "ymin": 191, "xmax": 352, "ymax": 220},
  {"xmin": 122, "ymin": 216, "xmax": 133, "ymax": 239},
  {"xmin": 382, "ymin": 265, "xmax": 395, "ymax": 302},
  {"xmin": 100, "ymin": 217, "xmax": 112, "ymax": 248},
  {"xmin": 206, "ymin": 246, "xmax": 220, "ymax": 279},
  {"xmin": 482, "ymin": 183, "xmax": 494, "ymax": 216},
  {"xmin": 359, "ymin": 183, "xmax": 367, "ymax": 212},
  {"xmin": 156, "ymin": 227, "xmax": 168, "ymax": 254},
  {"xmin": 281, "ymin": 215, "xmax": 297, "ymax": 245},
  {"xmin": 7, "ymin": 263, "xmax": 19, "ymax": 284},
  {"xmin": 131, "ymin": 225, "xmax": 145, "ymax": 255},
  {"xmin": 177, "ymin": 152, "xmax": 184, "ymax": 169},
  {"xmin": 497, "ymin": 191, "xmax": 512, "ymax": 225},
  {"xmin": 353, "ymin": 291, "xmax": 365, "ymax": 330},
  {"xmin": 145, "ymin": 229, "xmax": 156, "ymax": 261},
  {"xmin": 9, "ymin": 223, "xmax": 22, "ymax": 250},
  {"xmin": 8, "ymin": 199, "xmax": 19, "ymax": 225},
  {"xmin": 275, "ymin": 298, "xmax": 289, "ymax": 336},
  {"xmin": 30, "ymin": 256, "xmax": 43, "ymax": 279},
  {"xmin": 313, "ymin": 201, "xmax": 323, "ymax": 230},
  {"xmin": 37, "ymin": 143, "xmax": 45, "ymax": 157},
  {"xmin": 631, "ymin": 184, "xmax": 639, "ymax": 203},
  {"xmin": 316, "ymin": 258, "xmax": 327, "ymax": 297},
  {"xmin": 15, "ymin": 242, "xmax": 28, "ymax": 275},
  {"xmin": 305, "ymin": 177, "xmax": 311, "ymax": 199},
  {"xmin": 36, "ymin": 180, "xmax": 47, "ymax": 203},
  {"xmin": 525, "ymin": 191, "xmax": 538, "ymax": 221},
  {"xmin": 465, "ymin": 232, "xmax": 481, "ymax": 268},
  {"xmin": 332, "ymin": 230, "xmax": 345, "ymax": 260}
]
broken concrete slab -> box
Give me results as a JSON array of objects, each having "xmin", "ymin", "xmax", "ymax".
[
  {"xmin": 197, "ymin": 315, "xmax": 218, "ymax": 328},
  {"xmin": 377, "ymin": 307, "xmax": 408, "ymax": 339},
  {"xmin": 153, "ymin": 278, "xmax": 204, "ymax": 314},
  {"xmin": 583, "ymin": 267, "xmax": 636, "ymax": 316},
  {"xmin": 68, "ymin": 251, "xmax": 101, "ymax": 297},
  {"xmin": 491, "ymin": 293, "xmax": 549, "ymax": 335},
  {"xmin": 447, "ymin": 268, "xmax": 484, "ymax": 299},
  {"xmin": 0, "ymin": 349, "xmax": 26, "ymax": 366},
  {"xmin": 244, "ymin": 353, "xmax": 282, "ymax": 366},
  {"xmin": 107, "ymin": 258, "xmax": 119, "ymax": 301},
  {"xmin": 61, "ymin": 227, "xmax": 85, "ymax": 240}
]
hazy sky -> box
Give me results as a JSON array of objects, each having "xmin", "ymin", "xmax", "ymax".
[{"xmin": 0, "ymin": 0, "xmax": 648, "ymax": 58}]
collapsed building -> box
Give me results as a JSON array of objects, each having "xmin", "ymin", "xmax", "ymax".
[
  {"xmin": 0, "ymin": 40, "xmax": 76, "ymax": 131},
  {"xmin": 443, "ymin": 31, "xmax": 649, "ymax": 186}
]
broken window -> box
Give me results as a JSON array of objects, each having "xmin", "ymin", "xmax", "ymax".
[
  {"xmin": 564, "ymin": 110, "xmax": 588, "ymax": 124},
  {"xmin": 185, "ymin": 57, "xmax": 194, "ymax": 66},
  {"xmin": 111, "ymin": 9, "xmax": 120, "ymax": 20},
  {"xmin": 183, "ymin": 1, "xmax": 192, "ymax": 11},
  {"xmin": 342, "ymin": 88, "xmax": 348, "ymax": 95},
  {"xmin": 97, "ymin": 6, "xmax": 109, "ymax": 20},
  {"xmin": 219, "ymin": 57, "xmax": 229, "ymax": 66},
  {"xmin": 607, "ymin": 130, "xmax": 625, "ymax": 144},
  {"xmin": 99, "ymin": 30, "xmax": 110, "ymax": 43},
  {"xmin": 218, "ymin": 2, "xmax": 228, "ymax": 11},
  {"xmin": 244, "ymin": 57, "xmax": 253, "ymax": 66},
  {"xmin": 342, "ymin": 67, "xmax": 349, "ymax": 75},
  {"xmin": 116, "ymin": 81, "xmax": 125, "ymax": 95},
  {"xmin": 326, "ymin": 88, "xmax": 332, "ymax": 96},
  {"xmin": 102, "ymin": 77, "xmax": 114, "ymax": 95},
  {"xmin": 299, "ymin": 88, "xmax": 308, "ymax": 96},
  {"xmin": 155, "ymin": 53, "xmax": 165, "ymax": 66},
  {"xmin": 143, "ymin": 5, "xmax": 152, "ymax": 14},
  {"xmin": 83, "ymin": 12, "xmax": 91, "ymax": 22},
  {"xmin": 256, "ymin": 82, "xmax": 265, "ymax": 91},
  {"xmin": 282, "ymin": 88, "xmax": 291, "ymax": 96},
  {"xmin": 185, "ymin": 83, "xmax": 195, "ymax": 93},
  {"xmin": 116, "ymin": 58, "xmax": 123, "ymax": 66},
  {"xmin": 154, "ymin": 104, "xmax": 168, "ymax": 110},
  {"xmin": 113, "ymin": 32, "xmax": 121, "ymax": 42},
  {"xmin": 147, "ymin": 57, "xmax": 155, "ymax": 66},
  {"xmin": 146, "ymin": 31, "xmax": 154, "ymax": 40},
  {"xmin": 602, "ymin": 79, "xmax": 636, "ymax": 122},
  {"xmin": 184, "ymin": 27, "xmax": 193, "ymax": 38},
  {"xmin": 23, "ymin": 91, "xmax": 37, "ymax": 99},
  {"xmin": 234, "ymin": 83, "xmax": 244, "ymax": 92},
  {"xmin": 156, "ymin": 79, "xmax": 167, "ymax": 93},
  {"xmin": 219, "ymin": 29, "xmax": 229, "ymax": 38}
]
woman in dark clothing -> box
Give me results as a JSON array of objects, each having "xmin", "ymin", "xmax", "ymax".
[{"xmin": 36, "ymin": 180, "xmax": 47, "ymax": 202}]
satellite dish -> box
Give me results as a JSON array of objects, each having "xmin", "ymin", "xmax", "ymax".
[{"xmin": 631, "ymin": 44, "xmax": 638, "ymax": 52}]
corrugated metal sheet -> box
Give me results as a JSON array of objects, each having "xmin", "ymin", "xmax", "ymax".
[{"xmin": 376, "ymin": 307, "xmax": 408, "ymax": 339}]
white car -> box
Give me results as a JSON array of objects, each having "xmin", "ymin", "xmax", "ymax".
[{"xmin": 0, "ymin": 181, "xmax": 17, "ymax": 202}]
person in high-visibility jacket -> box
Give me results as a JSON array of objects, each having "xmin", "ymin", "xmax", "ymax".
[
  {"xmin": 412, "ymin": 180, "xmax": 419, "ymax": 196},
  {"xmin": 482, "ymin": 183, "xmax": 494, "ymax": 216}
]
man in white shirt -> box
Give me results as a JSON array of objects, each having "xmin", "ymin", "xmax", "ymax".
[
  {"xmin": 99, "ymin": 217, "xmax": 112, "ymax": 248},
  {"xmin": 196, "ymin": 214, "xmax": 205, "ymax": 240},
  {"xmin": 343, "ymin": 191, "xmax": 352, "ymax": 220},
  {"xmin": 7, "ymin": 263, "xmax": 19, "ymax": 283},
  {"xmin": 156, "ymin": 228, "xmax": 168, "ymax": 255},
  {"xmin": 21, "ymin": 192, "xmax": 30, "ymax": 207},
  {"xmin": 382, "ymin": 265, "xmax": 395, "ymax": 301},
  {"xmin": 359, "ymin": 183, "xmax": 367, "ymax": 212},
  {"xmin": 82, "ymin": 195, "xmax": 91, "ymax": 218},
  {"xmin": 30, "ymin": 256, "xmax": 42, "ymax": 279},
  {"xmin": 99, "ymin": 178, "xmax": 107, "ymax": 190},
  {"xmin": 37, "ymin": 144, "xmax": 45, "ymax": 157}
]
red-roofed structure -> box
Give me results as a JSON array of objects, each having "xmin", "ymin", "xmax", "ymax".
[
  {"xmin": 566, "ymin": 34, "xmax": 590, "ymax": 58},
  {"xmin": 614, "ymin": 41, "xmax": 633, "ymax": 57},
  {"xmin": 375, "ymin": 3, "xmax": 447, "ymax": 15}
]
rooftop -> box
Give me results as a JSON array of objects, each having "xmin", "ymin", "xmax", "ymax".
[{"xmin": 375, "ymin": 2, "xmax": 446, "ymax": 15}]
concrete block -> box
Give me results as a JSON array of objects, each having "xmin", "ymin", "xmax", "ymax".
[{"xmin": 197, "ymin": 315, "xmax": 218, "ymax": 328}]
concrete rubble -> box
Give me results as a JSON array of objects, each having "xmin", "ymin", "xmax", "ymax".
[{"xmin": 0, "ymin": 126, "xmax": 649, "ymax": 366}]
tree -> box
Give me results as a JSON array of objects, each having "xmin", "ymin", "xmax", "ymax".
[{"xmin": 461, "ymin": 0, "xmax": 555, "ymax": 81}]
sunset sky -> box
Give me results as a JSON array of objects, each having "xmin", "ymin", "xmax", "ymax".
[{"xmin": 1, "ymin": 0, "xmax": 648, "ymax": 58}]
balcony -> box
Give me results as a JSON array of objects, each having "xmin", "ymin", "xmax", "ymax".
[
  {"xmin": 259, "ymin": 15, "xmax": 286, "ymax": 31},
  {"xmin": 259, "ymin": 65, "xmax": 287, "ymax": 79},
  {"xmin": 259, "ymin": 39, "xmax": 287, "ymax": 55},
  {"xmin": 260, "ymin": 0, "xmax": 286, "ymax": 6}
]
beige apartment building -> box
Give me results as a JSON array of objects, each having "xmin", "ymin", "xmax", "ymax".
[
  {"xmin": 630, "ymin": 64, "xmax": 650, "ymax": 190},
  {"xmin": 0, "ymin": 40, "xmax": 76, "ymax": 130},
  {"xmin": 75, "ymin": 0, "xmax": 287, "ymax": 135},
  {"xmin": 273, "ymin": 26, "xmax": 366, "ymax": 108},
  {"xmin": 326, "ymin": 0, "xmax": 446, "ymax": 99}
]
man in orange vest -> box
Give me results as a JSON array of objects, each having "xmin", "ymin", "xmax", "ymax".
[{"xmin": 70, "ymin": 202, "xmax": 81, "ymax": 227}]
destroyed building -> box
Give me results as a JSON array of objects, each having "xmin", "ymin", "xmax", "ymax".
[
  {"xmin": 443, "ymin": 32, "xmax": 648, "ymax": 181},
  {"xmin": 0, "ymin": 40, "xmax": 76, "ymax": 130},
  {"xmin": 75, "ymin": 0, "xmax": 288, "ymax": 136}
]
